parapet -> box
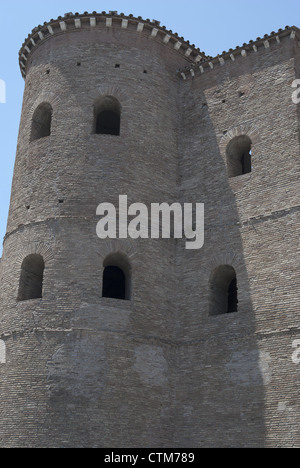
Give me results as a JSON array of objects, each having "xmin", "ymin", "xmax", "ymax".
[
  {"xmin": 18, "ymin": 11, "xmax": 207, "ymax": 79},
  {"xmin": 178, "ymin": 25, "xmax": 300, "ymax": 80}
]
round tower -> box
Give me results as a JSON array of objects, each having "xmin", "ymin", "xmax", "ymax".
[{"xmin": 0, "ymin": 11, "xmax": 204, "ymax": 448}]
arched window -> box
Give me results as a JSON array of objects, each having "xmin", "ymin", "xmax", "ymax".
[
  {"xmin": 102, "ymin": 253, "xmax": 131, "ymax": 300},
  {"xmin": 30, "ymin": 102, "xmax": 53, "ymax": 142},
  {"xmin": 93, "ymin": 96, "xmax": 121, "ymax": 136},
  {"xmin": 209, "ymin": 265, "xmax": 238, "ymax": 315},
  {"xmin": 226, "ymin": 135, "xmax": 252, "ymax": 177},
  {"xmin": 17, "ymin": 254, "xmax": 45, "ymax": 302}
]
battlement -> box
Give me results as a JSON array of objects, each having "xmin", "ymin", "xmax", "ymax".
[
  {"xmin": 18, "ymin": 11, "xmax": 206, "ymax": 79},
  {"xmin": 178, "ymin": 25, "xmax": 300, "ymax": 79}
]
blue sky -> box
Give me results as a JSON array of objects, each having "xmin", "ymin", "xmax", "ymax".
[{"xmin": 0, "ymin": 0, "xmax": 299, "ymax": 256}]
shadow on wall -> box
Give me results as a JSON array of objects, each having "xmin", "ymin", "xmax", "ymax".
[{"xmin": 175, "ymin": 82, "xmax": 266, "ymax": 448}]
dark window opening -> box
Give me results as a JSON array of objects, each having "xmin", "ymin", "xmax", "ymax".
[
  {"xmin": 102, "ymin": 266, "xmax": 126, "ymax": 300},
  {"xmin": 227, "ymin": 277, "xmax": 238, "ymax": 313},
  {"xmin": 96, "ymin": 110, "xmax": 120, "ymax": 136},
  {"xmin": 209, "ymin": 265, "xmax": 238, "ymax": 315},
  {"xmin": 102, "ymin": 252, "xmax": 131, "ymax": 301},
  {"xmin": 226, "ymin": 135, "xmax": 252, "ymax": 177},
  {"xmin": 93, "ymin": 96, "xmax": 121, "ymax": 136},
  {"xmin": 30, "ymin": 102, "xmax": 53, "ymax": 142},
  {"xmin": 241, "ymin": 150, "xmax": 252, "ymax": 175},
  {"xmin": 18, "ymin": 254, "xmax": 45, "ymax": 302}
]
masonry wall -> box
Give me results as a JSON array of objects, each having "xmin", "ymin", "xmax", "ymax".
[
  {"xmin": 0, "ymin": 17, "xmax": 299, "ymax": 448},
  {"xmin": 0, "ymin": 24, "xmax": 188, "ymax": 447},
  {"xmin": 175, "ymin": 35, "xmax": 300, "ymax": 447}
]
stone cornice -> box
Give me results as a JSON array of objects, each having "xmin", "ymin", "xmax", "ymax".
[
  {"xmin": 19, "ymin": 11, "xmax": 207, "ymax": 79},
  {"xmin": 178, "ymin": 26, "xmax": 300, "ymax": 80}
]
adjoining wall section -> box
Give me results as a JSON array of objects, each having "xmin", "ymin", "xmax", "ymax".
[{"xmin": 176, "ymin": 32, "xmax": 300, "ymax": 447}]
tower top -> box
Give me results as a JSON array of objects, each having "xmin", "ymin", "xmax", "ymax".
[
  {"xmin": 177, "ymin": 25, "xmax": 300, "ymax": 80},
  {"xmin": 18, "ymin": 11, "xmax": 207, "ymax": 79}
]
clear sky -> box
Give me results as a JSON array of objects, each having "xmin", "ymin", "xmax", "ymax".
[{"xmin": 0, "ymin": 0, "xmax": 299, "ymax": 256}]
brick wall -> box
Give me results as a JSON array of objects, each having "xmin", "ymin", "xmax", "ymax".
[{"xmin": 0, "ymin": 14, "xmax": 299, "ymax": 448}]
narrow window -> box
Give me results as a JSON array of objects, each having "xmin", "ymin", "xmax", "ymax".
[
  {"xmin": 226, "ymin": 135, "xmax": 252, "ymax": 177},
  {"xmin": 30, "ymin": 102, "xmax": 53, "ymax": 142},
  {"xmin": 241, "ymin": 149, "xmax": 252, "ymax": 174},
  {"xmin": 93, "ymin": 96, "xmax": 121, "ymax": 136},
  {"xmin": 18, "ymin": 254, "xmax": 45, "ymax": 302},
  {"xmin": 227, "ymin": 277, "xmax": 238, "ymax": 313},
  {"xmin": 209, "ymin": 265, "xmax": 238, "ymax": 315},
  {"xmin": 102, "ymin": 253, "xmax": 131, "ymax": 300},
  {"xmin": 103, "ymin": 266, "xmax": 126, "ymax": 300}
]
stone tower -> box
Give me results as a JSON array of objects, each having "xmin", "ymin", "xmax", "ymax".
[{"xmin": 0, "ymin": 11, "xmax": 299, "ymax": 448}]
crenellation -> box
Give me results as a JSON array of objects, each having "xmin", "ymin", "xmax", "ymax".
[
  {"xmin": 59, "ymin": 21, "xmax": 67, "ymax": 31},
  {"xmin": 163, "ymin": 34, "xmax": 171, "ymax": 44},
  {"xmin": 90, "ymin": 17, "xmax": 96, "ymax": 28},
  {"xmin": 177, "ymin": 25, "xmax": 300, "ymax": 79},
  {"xmin": 74, "ymin": 18, "xmax": 81, "ymax": 29},
  {"xmin": 137, "ymin": 22, "xmax": 144, "ymax": 32},
  {"xmin": 18, "ymin": 12, "xmax": 206, "ymax": 79},
  {"xmin": 47, "ymin": 25, "xmax": 54, "ymax": 35},
  {"xmin": 121, "ymin": 18, "xmax": 128, "ymax": 29}
]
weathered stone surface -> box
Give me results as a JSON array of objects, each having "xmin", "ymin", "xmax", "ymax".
[{"xmin": 0, "ymin": 12, "xmax": 299, "ymax": 448}]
